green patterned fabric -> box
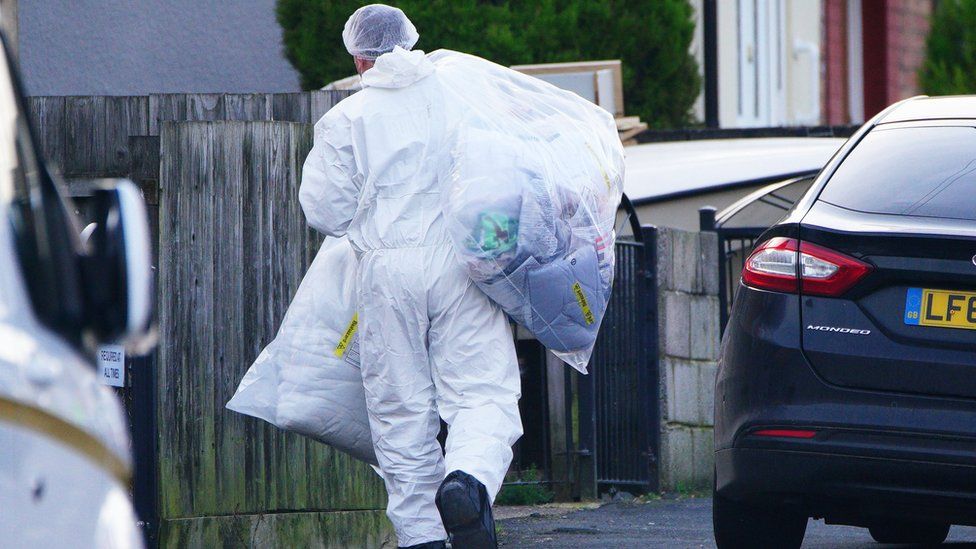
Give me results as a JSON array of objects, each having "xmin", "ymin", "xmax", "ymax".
[{"xmin": 472, "ymin": 212, "xmax": 519, "ymax": 256}]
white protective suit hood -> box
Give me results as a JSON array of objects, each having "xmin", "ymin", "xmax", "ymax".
[{"xmin": 361, "ymin": 46, "xmax": 434, "ymax": 89}]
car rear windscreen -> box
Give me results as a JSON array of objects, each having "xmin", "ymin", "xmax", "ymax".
[{"xmin": 818, "ymin": 126, "xmax": 976, "ymax": 221}]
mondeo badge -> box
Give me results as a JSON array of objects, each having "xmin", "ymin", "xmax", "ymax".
[{"xmin": 806, "ymin": 325, "xmax": 872, "ymax": 335}]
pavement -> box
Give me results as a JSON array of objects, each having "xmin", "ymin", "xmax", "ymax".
[{"xmin": 496, "ymin": 497, "xmax": 976, "ymax": 548}]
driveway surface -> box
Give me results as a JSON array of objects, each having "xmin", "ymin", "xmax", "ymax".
[{"xmin": 496, "ymin": 498, "xmax": 976, "ymax": 548}]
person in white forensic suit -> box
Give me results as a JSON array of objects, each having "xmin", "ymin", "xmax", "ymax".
[{"xmin": 298, "ymin": 5, "xmax": 522, "ymax": 549}]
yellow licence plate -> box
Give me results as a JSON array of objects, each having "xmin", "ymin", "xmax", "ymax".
[{"xmin": 904, "ymin": 288, "xmax": 976, "ymax": 330}]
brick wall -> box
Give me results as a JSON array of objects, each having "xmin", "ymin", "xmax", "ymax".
[
  {"xmin": 885, "ymin": 0, "xmax": 932, "ymax": 102},
  {"xmin": 655, "ymin": 228, "xmax": 721, "ymax": 491},
  {"xmin": 864, "ymin": 0, "xmax": 933, "ymax": 118},
  {"xmin": 822, "ymin": 0, "xmax": 850, "ymax": 125},
  {"xmin": 826, "ymin": 0, "xmax": 933, "ymax": 121}
]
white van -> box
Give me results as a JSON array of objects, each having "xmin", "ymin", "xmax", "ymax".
[{"xmin": 0, "ymin": 29, "xmax": 154, "ymax": 548}]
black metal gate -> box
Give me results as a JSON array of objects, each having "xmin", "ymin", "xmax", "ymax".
[
  {"xmin": 697, "ymin": 174, "xmax": 816, "ymax": 330},
  {"xmin": 577, "ymin": 197, "xmax": 660, "ymax": 495},
  {"xmin": 707, "ymin": 222, "xmax": 763, "ymax": 329}
]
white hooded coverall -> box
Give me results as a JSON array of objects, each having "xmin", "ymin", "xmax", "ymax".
[{"xmin": 299, "ymin": 47, "xmax": 523, "ymax": 546}]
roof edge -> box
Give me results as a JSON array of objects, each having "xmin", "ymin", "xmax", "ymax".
[{"xmin": 630, "ymin": 170, "xmax": 820, "ymax": 206}]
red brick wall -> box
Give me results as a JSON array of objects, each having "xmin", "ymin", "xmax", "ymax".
[
  {"xmin": 885, "ymin": 0, "xmax": 932, "ymax": 103},
  {"xmin": 862, "ymin": 0, "xmax": 891, "ymax": 119},
  {"xmin": 823, "ymin": 0, "xmax": 850, "ymax": 124},
  {"xmin": 862, "ymin": 0, "xmax": 932, "ymax": 119}
]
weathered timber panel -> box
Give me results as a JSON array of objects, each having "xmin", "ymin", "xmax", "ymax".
[
  {"xmin": 27, "ymin": 92, "xmax": 351, "ymax": 179},
  {"xmin": 149, "ymin": 91, "xmax": 349, "ymax": 135},
  {"xmin": 271, "ymin": 92, "xmax": 310, "ymax": 123},
  {"xmin": 127, "ymin": 135, "xmax": 161, "ymax": 197},
  {"xmin": 27, "ymin": 95, "xmax": 149, "ymax": 178},
  {"xmin": 148, "ymin": 94, "xmax": 187, "ymax": 137},
  {"xmin": 159, "ymin": 509, "xmax": 395, "ymax": 549},
  {"xmin": 149, "ymin": 93, "xmax": 225, "ymax": 136},
  {"xmin": 212, "ymin": 122, "xmax": 246, "ymax": 516},
  {"xmin": 186, "ymin": 93, "xmax": 224, "ymax": 122},
  {"xmin": 65, "ymin": 95, "xmax": 148, "ymax": 177},
  {"xmin": 157, "ymin": 121, "xmax": 385, "ymax": 522},
  {"xmin": 223, "ymin": 93, "xmax": 273, "ymax": 122},
  {"xmin": 64, "ymin": 95, "xmax": 105, "ymax": 176},
  {"xmin": 103, "ymin": 95, "xmax": 150, "ymax": 174},
  {"xmin": 27, "ymin": 95, "xmax": 66, "ymax": 170},
  {"xmin": 158, "ymin": 120, "xmax": 218, "ymax": 517}
]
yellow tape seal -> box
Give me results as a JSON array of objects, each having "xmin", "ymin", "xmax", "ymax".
[
  {"xmin": 573, "ymin": 282, "xmax": 595, "ymax": 325},
  {"xmin": 584, "ymin": 142, "xmax": 612, "ymax": 191},
  {"xmin": 334, "ymin": 313, "xmax": 359, "ymax": 357}
]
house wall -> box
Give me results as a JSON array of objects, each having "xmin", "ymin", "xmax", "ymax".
[
  {"xmin": 710, "ymin": 0, "xmax": 934, "ymax": 127},
  {"xmin": 884, "ymin": 0, "xmax": 931, "ymax": 105},
  {"xmin": 823, "ymin": 0, "xmax": 850, "ymax": 125},
  {"xmin": 834, "ymin": 0, "xmax": 932, "ymax": 122},
  {"xmin": 17, "ymin": 0, "xmax": 300, "ymax": 96},
  {"xmin": 785, "ymin": 0, "xmax": 823, "ymax": 125},
  {"xmin": 715, "ymin": 0, "xmax": 823, "ymax": 128},
  {"xmin": 717, "ymin": 1, "xmax": 739, "ymax": 127}
]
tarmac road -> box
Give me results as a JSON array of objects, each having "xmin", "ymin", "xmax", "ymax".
[{"xmin": 496, "ymin": 497, "xmax": 976, "ymax": 548}]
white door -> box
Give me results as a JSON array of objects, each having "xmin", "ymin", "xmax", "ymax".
[{"xmin": 737, "ymin": 0, "xmax": 787, "ymax": 127}]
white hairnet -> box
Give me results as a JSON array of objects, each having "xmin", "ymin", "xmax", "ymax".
[{"xmin": 342, "ymin": 4, "xmax": 419, "ymax": 61}]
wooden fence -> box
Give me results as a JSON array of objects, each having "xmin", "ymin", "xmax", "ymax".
[
  {"xmin": 27, "ymin": 91, "xmax": 347, "ymax": 178},
  {"xmin": 156, "ymin": 120, "xmax": 388, "ymax": 546},
  {"xmin": 28, "ymin": 92, "xmax": 394, "ymax": 548}
]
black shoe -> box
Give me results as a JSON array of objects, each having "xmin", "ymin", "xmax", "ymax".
[
  {"xmin": 399, "ymin": 541, "xmax": 447, "ymax": 549},
  {"xmin": 435, "ymin": 470, "xmax": 497, "ymax": 549}
]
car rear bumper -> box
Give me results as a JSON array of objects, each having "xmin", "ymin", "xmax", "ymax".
[
  {"xmin": 715, "ymin": 444, "xmax": 976, "ymax": 526},
  {"xmin": 716, "ymin": 283, "xmax": 976, "ymax": 526}
]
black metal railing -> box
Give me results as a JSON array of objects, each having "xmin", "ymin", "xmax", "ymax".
[
  {"xmin": 578, "ymin": 222, "xmax": 659, "ymax": 495},
  {"xmin": 699, "ymin": 208, "xmax": 770, "ymax": 331}
]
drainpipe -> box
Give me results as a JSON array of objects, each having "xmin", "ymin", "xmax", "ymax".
[{"xmin": 703, "ymin": 0, "xmax": 719, "ymax": 128}]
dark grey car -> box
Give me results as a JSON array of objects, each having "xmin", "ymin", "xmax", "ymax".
[{"xmin": 713, "ymin": 96, "xmax": 976, "ymax": 548}]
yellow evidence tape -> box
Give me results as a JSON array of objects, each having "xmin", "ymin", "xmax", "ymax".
[
  {"xmin": 334, "ymin": 313, "xmax": 359, "ymax": 358},
  {"xmin": 573, "ymin": 282, "xmax": 596, "ymax": 325}
]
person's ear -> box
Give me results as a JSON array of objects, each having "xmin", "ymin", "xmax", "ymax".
[{"xmin": 355, "ymin": 57, "xmax": 372, "ymax": 75}]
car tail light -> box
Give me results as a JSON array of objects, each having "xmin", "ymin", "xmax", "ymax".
[
  {"xmin": 742, "ymin": 238, "xmax": 872, "ymax": 297},
  {"xmin": 741, "ymin": 237, "xmax": 799, "ymax": 293}
]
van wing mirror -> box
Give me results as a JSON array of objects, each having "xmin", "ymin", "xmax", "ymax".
[{"xmin": 82, "ymin": 179, "xmax": 155, "ymax": 351}]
